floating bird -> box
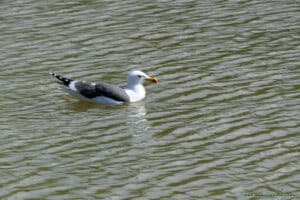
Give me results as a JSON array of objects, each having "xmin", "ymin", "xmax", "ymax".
[{"xmin": 50, "ymin": 70, "xmax": 158, "ymax": 104}]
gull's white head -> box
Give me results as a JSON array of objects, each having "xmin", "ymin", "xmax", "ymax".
[{"xmin": 127, "ymin": 70, "xmax": 158, "ymax": 86}]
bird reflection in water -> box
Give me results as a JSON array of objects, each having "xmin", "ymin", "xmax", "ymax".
[{"xmin": 125, "ymin": 102, "xmax": 152, "ymax": 138}]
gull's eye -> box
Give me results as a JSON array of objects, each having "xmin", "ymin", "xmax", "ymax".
[{"xmin": 137, "ymin": 75, "xmax": 142, "ymax": 78}]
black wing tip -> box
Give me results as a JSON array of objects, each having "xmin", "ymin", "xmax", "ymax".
[
  {"xmin": 49, "ymin": 72, "xmax": 59, "ymax": 79},
  {"xmin": 49, "ymin": 72, "xmax": 73, "ymax": 86}
]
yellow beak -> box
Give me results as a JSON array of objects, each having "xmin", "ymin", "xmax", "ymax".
[{"xmin": 146, "ymin": 77, "xmax": 158, "ymax": 83}]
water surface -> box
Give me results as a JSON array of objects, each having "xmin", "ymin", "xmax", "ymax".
[{"xmin": 1, "ymin": 0, "xmax": 299, "ymax": 199}]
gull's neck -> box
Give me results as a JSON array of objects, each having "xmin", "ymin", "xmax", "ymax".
[{"xmin": 124, "ymin": 82, "xmax": 146, "ymax": 102}]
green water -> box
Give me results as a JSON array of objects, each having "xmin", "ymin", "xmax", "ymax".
[{"xmin": 1, "ymin": 0, "xmax": 299, "ymax": 199}]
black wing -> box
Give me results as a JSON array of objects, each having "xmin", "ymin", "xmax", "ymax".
[
  {"xmin": 50, "ymin": 72, "xmax": 73, "ymax": 86},
  {"xmin": 75, "ymin": 81, "xmax": 130, "ymax": 102}
]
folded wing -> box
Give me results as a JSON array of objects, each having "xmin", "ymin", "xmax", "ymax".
[{"xmin": 75, "ymin": 81, "xmax": 130, "ymax": 102}]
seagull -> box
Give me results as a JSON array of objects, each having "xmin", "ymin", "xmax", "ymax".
[{"xmin": 50, "ymin": 70, "xmax": 158, "ymax": 104}]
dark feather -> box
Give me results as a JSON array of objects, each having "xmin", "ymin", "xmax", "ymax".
[
  {"xmin": 75, "ymin": 81, "xmax": 130, "ymax": 102},
  {"xmin": 50, "ymin": 72, "xmax": 73, "ymax": 86}
]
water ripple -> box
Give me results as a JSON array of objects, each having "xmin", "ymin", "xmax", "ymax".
[{"xmin": 1, "ymin": 0, "xmax": 299, "ymax": 199}]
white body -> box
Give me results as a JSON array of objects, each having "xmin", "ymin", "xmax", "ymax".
[{"xmin": 124, "ymin": 84, "xmax": 146, "ymax": 102}]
